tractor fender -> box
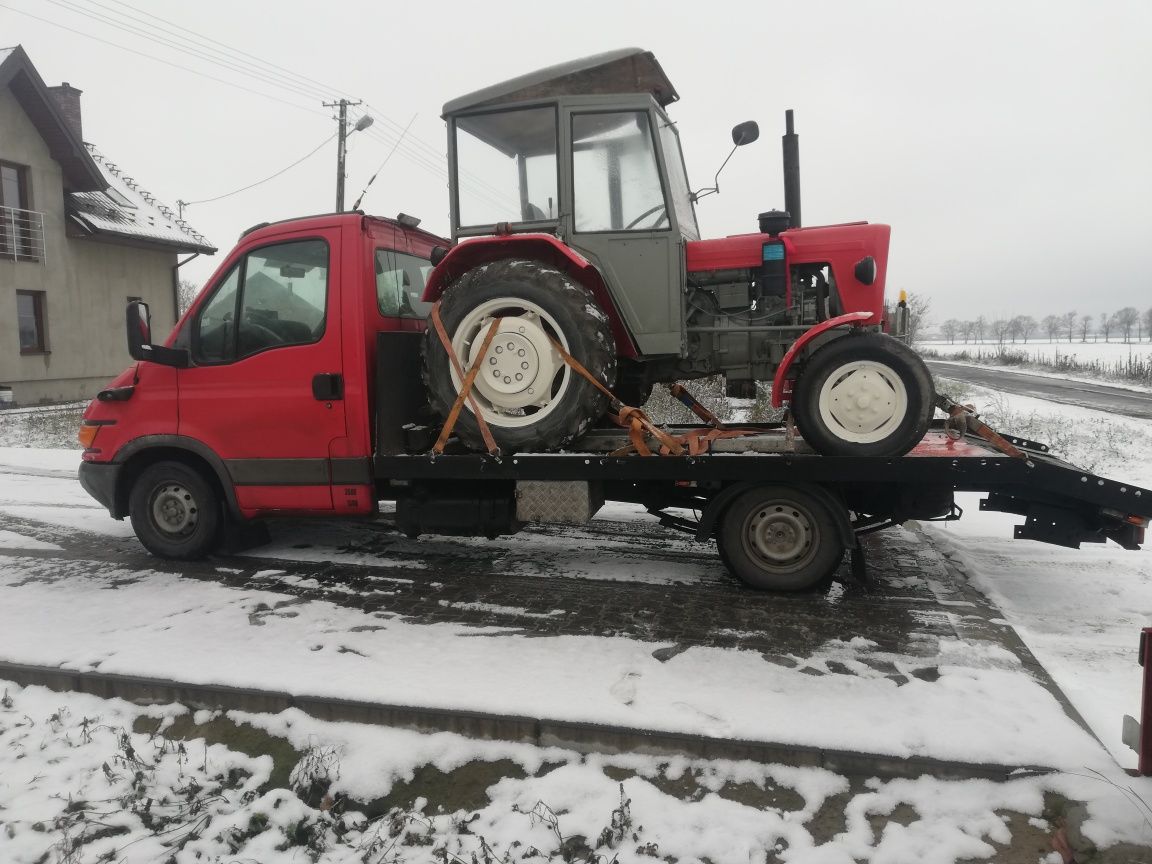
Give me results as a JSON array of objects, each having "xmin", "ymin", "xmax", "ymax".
[
  {"xmin": 695, "ymin": 481, "xmax": 855, "ymax": 549},
  {"xmin": 770, "ymin": 311, "xmax": 874, "ymax": 408},
  {"xmin": 422, "ymin": 235, "xmax": 638, "ymax": 357}
]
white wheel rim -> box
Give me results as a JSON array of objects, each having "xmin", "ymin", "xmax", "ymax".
[
  {"xmin": 816, "ymin": 359, "xmax": 909, "ymax": 444},
  {"xmin": 151, "ymin": 483, "xmax": 198, "ymax": 537},
  {"xmin": 450, "ymin": 297, "xmax": 572, "ymax": 429}
]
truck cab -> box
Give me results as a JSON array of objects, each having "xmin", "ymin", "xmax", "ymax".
[{"xmin": 79, "ymin": 213, "xmax": 446, "ymax": 556}]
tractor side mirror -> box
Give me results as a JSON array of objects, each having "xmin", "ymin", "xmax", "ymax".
[
  {"xmin": 693, "ymin": 120, "xmax": 762, "ymax": 203},
  {"xmin": 126, "ymin": 300, "xmax": 190, "ymax": 367},
  {"xmin": 731, "ymin": 121, "xmax": 760, "ymax": 146}
]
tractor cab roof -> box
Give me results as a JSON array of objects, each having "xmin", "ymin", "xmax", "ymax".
[{"xmin": 441, "ymin": 48, "xmax": 678, "ymax": 118}]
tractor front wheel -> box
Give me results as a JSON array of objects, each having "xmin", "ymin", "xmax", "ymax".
[
  {"xmin": 423, "ymin": 259, "xmax": 616, "ymax": 453},
  {"xmin": 792, "ymin": 332, "xmax": 934, "ymax": 458}
]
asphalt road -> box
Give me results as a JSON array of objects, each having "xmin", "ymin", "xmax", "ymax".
[{"xmin": 927, "ymin": 360, "xmax": 1152, "ymax": 419}]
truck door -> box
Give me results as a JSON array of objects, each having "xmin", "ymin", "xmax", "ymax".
[{"xmin": 178, "ymin": 231, "xmax": 347, "ymax": 514}]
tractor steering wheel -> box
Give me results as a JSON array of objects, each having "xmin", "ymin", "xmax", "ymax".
[{"xmin": 624, "ymin": 205, "xmax": 668, "ymax": 231}]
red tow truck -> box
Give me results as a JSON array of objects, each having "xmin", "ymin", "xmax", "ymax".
[{"xmin": 77, "ymin": 211, "xmax": 1151, "ymax": 592}]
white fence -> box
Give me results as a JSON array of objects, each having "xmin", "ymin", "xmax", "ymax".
[{"xmin": 0, "ymin": 205, "xmax": 45, "ymax": 263}]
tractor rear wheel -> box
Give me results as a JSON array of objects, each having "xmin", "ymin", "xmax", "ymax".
[
  {"xmin": 423, "ymin": 259, "xmax": 616, "ymax": 453},
  {"xmin": 792, "ymin": 331, "xmax": 934, "ymax": 458}
]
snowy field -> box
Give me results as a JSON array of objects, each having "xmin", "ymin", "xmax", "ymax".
[
  {"xmin": 2, "ymin": 392, "xmax": 1152, "ymax": 860},
  {"xmin": 922, "ymin": 339, "xmax": 1152, "ymax": 364}
]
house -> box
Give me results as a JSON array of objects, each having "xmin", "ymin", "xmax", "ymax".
[{"xmin": 1, "ymin": 45, "xmax": 215, "ymax": 405}]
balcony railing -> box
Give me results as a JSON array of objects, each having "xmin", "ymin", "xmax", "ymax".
[{"xmin": 1, "ymin": 205, "xmax": 45, "ymax": 263}]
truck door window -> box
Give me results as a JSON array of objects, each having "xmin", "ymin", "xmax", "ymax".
[
  {"xmin": 193, "ymin": 238, "xmax": 329, "ymax": 364},
  {"xmin": 376, "ymin": 248, "xmax": 432, "ymax": 319},
  {"xmin": 573, "ymin": 112, "xmax": 667, "ymax": 233}
]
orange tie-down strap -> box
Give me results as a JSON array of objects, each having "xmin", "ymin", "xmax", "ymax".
[
  {"xmin": 545, "ymin": 336, "xmax": 764, "ymax": 457},
  {"xmin": 430, "ymin": 302, "xmax": 501, "ymax": 456}
]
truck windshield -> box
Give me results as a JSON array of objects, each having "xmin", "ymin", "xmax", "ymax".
[{"xmin": 454, "ymin": 106, "xmax": 558, "ymax": 229}]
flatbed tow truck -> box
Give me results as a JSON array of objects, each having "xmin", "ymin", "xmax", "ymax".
[{"xmin": 77, "ymin": 216, "xmax": 1150, "ymax": 593}]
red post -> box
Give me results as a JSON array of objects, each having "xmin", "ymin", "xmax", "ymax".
[{"xmin": 1141, "ymin": 628, "xmax": 1152, "ymax": 776}]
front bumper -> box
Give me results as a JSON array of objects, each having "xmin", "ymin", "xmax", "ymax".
[{"xmin": 78, "ymin": 461, "xmax": 124, "ymax": 518}]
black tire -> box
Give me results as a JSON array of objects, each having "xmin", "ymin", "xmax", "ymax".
[
  {"xmin": 716, "ymin": 484, "xmax": 845, "ymax": 592},
  {"xmin": 792, "ymin": 332, "xmax": 934, "ymax": 458},
  {"xmin": 423, "ymin": 259, "xmax": 616, "ymax": 452},
  {"xmin": 128, "ymin": 460, "xmax": 222, "ymax": 559}
]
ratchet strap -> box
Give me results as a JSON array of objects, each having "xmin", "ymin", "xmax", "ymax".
[
  {"xmin": 934, "ymin": 394, "xmax": 1029, "ymax": 461},
  {"xmin": 430, "ymin": 302, "xmax": 501, "ymax": 455}
]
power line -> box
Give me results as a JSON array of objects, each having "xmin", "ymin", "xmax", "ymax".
[
  {"xmin": 0, "ymin": 1, "xmax": 325, "ymax": 115},
  {"xmin": 352, "ymin": 114, "xmax": 417, "ymax": 211},
  {"xmin": 182, "ymin": 133, "xmax": 335, "ymax": 206}
]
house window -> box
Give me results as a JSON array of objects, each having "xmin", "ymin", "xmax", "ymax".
[
  {"xmin": 1, "ymin": 161, "xmax": 36, "ymax": 260},
  {"xmin": 16, "ymin": 290, "xmax": 47, "ymax": 354}
]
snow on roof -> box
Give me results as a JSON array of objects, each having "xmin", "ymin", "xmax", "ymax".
[{"xmin": 67, "ymin": 143, "xmax": 216, "ymax": 254}]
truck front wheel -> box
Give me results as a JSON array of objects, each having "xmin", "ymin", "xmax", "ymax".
[
  {"xmin": 791, "ymin": 332, "xmax": 934, "ymax": 458},
  {"xmin": 716, "ymin": 485, "xmax": 845, "ymax": 591},
  {"xmin": 423, "ymin": 259, "xmax": 616, "ymax": 452},
  {"xmin": 129, "ymin": 460, "xmax": 222, "ymax": 559}
]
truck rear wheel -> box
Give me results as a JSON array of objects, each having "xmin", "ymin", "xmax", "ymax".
[
  {"xmin": 792, "ymin": 332, "xmax": 933, "ymax": 458},
  {"xmin": 423, "ymin": 259, "xmax": 615, "ymax": 452},
  {"xmin": 129, "ymin": 460, "xmax": 222, "ymax": 559},
  {"xmin": 716, "ymin": 485, "xmax": 845, "ymax": 591}
]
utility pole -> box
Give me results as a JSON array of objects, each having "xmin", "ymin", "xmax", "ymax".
[{"xmin": 324, "ymin": 98, "xmax": 370, "ymax": 212}]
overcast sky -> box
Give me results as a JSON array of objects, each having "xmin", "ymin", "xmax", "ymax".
[{"xmin": 3, "ymin": 0, "xmax": 1149, "ymax": 324}]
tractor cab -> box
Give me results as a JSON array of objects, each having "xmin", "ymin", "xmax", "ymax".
[{"xmin": 441, "ymin": 48, "xmax": 698, "ymax": 356}]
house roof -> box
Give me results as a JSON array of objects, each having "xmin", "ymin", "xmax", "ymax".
[
  {"xmin": 442, "ymin": 48, "xmax": 679, "ymax": 117},
  {"xmin": 2, "ymin": 45, "xmax": 214, "ymax": 254},
  {"xmin": 68, "ymin": 144, "xmax": 216, "ymax": 254},
  {"xmin": 0, "ymin": 45, "xmax": 105, "ymax": 192}
]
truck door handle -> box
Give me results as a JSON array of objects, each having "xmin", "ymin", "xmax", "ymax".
[{"xmin": 312, "ymin": 373, "xmax": 344, "ymax": 401}]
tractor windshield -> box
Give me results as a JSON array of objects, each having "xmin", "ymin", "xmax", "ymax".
[{"xmin": 454, "ymin": 106, "xmax": 558, "ymax": 228}]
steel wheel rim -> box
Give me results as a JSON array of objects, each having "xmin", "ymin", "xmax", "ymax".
[
  {"xmin": 817, "ymin": 359, "xmax": 909, "ymax": 444},
  {"xmin": 150, "ymin": 483, "xmax": 198, "ymax": 538},
  {"xmin": 450, "ymin": 296, "xmax": 572, "ymax": 429},
  {"xmin": 741, "ymin": 499, "xmax": 818, "ymax": 571}
]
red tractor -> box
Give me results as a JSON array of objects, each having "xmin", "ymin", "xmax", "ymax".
[{"xmin": 421, "ymin": 48, "xmax": 933, "ymax": 456}]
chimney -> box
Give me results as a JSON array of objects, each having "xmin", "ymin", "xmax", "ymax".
[{"xmin": 48, "ymin": 82, "xmax": 83, "ymax": 141}]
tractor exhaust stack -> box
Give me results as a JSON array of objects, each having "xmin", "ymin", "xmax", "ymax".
[{"xmin": 783, "ymin": 109, "xmax": 801, "ymax": 228}]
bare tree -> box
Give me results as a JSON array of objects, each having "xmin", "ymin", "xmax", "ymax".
[
  {"xmin": 973, "ymin": 316, "xmax": 986, "ymax": 343},
  {"xmin": 991, "ymin": 318, "xmax": 1011, "ymax": 347},
  {"xmin": 1013, "ymin": 315, "xmax": 1037, "ymax": 343},
  {"xmin": 1007, "ymin": 317, "xmax": 1022, "ymax": 343},
  {"xmin": 1061, "ymin": 311, "xmax": 1077, "ymax": 342},
  {"xmin": 1115, "ymin": 306, "xmax": 1140, "ymax": 343},
  {"xmin": 1099, "ymin": 312, "xmax": 1113, "ymax": 341},
  {"xmin": 1078, "ymin": 314, "xmax": 1092, "ymax": 342},
  {"xmin": 1042, "ymin": 314, "xmax": 1060, "ymax": 341},
  {"xmin": 1144, "ymin": 307, "xmax": 1152, "ymax": 342},
  {"xmin": 905, "ymin": 292, "xmax": 931, "ymax": 345},
  {"xmin": 177, "ymin": 279, "xmax": 200, "ymax": 316},
  {"xmin": 940, "ymin": 319, "xmax": 960, "ymax": 344}
]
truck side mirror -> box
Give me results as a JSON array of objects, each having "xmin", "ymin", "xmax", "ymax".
[
  {"xmin": 126, "ymin": 300, "xmax": 190, "ymax": 368},
  {"xmin": 731, "ymin": 121, "xmax": 760, "ymax": 146}
]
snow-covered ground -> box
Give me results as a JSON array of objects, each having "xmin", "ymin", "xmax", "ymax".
[{"xmin": 4, "ymin": 678, "xmax": 1149, "ymax": 863}]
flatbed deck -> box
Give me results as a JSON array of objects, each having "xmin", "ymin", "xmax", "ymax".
[{"xmin": 375, "ymin": 421, "xmax": 1151, "ymax": 554}]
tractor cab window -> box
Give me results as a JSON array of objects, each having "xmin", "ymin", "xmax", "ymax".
[
  {"xmin": 573, "ymin": 111, "xmax": 667, "ymax": 233},
  {"xmin": 454, "ymin": 106, "xmax": 558, "ymax": 228},
  {"xmin": 656, "ymin": 115, "xmax": 699, "ymax": 240},
  {"xmin": 376, "ymin": 248, "xmax": 432, "ymax": 319}
]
